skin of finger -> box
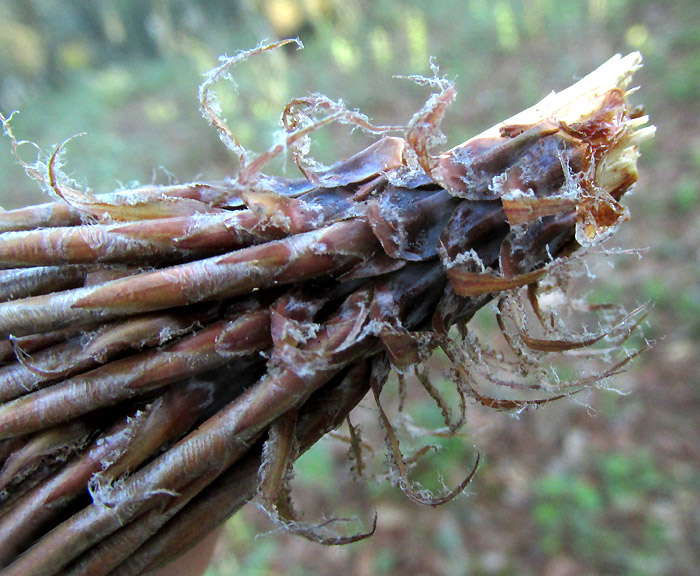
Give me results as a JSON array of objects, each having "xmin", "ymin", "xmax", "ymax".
[{"xmin": 148, "ymin": 527, "xmax": 222, "ymax": 576}]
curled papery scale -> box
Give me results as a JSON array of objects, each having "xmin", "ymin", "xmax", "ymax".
[{"xmin": 0, "ymin": 45, "xmax": 652, "ymax": 575}]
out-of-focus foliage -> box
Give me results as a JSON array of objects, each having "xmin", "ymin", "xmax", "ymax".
[
  {"xmin": 533, "ymin": 451, "xmax": 668, "ymax": 574},
  {"xmin": 0, "ymin": 1, "xmax": 698, "ymax": 575}
]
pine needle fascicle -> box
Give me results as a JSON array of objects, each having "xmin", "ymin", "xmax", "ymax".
[{"xmin": 0, "ymin": 43, "xmax": 653, "ymax": 575}]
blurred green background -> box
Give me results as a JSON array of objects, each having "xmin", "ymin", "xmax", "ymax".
[{"xmin": 1, "ymin": 1, "xmax": 698, "ymax": 575}]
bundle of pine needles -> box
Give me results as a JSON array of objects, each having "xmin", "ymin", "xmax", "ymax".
[{"xmin": 0, "ymin": 41, "xmax": 653, "ymax": 575}]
